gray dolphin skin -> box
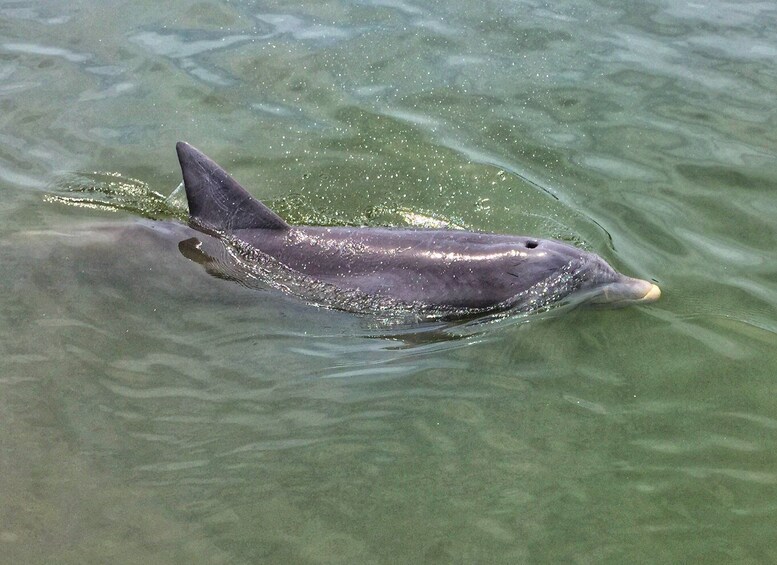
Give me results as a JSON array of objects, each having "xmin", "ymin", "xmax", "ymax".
[{"xmin": 176, "ymin": 141, "xmax": 660, "ymax": 318}]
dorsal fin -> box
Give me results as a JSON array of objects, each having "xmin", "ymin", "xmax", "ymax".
[{"xmin": 176, "ymin": 141, "xmax": 290, "ymax": 232}]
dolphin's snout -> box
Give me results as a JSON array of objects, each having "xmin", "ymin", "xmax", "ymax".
[
  {"xmin": 589, "ymin": 276, "xmax": 661, "ymax": 307},
  {"xmin": 625, "ymin": 277, "xmax": 661, "ymax": 303},
  {"xmin": 639, "ymin": 282, "xmax": 661, "ymax": 302}
]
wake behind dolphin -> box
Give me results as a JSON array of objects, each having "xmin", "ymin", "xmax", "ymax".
[{"xmin": 176, "ymin": 142, "xmax": 660, "ymax": 319}]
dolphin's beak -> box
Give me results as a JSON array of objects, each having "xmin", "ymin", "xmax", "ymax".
[
  {"xmin": 589, "ymin": 276, "xmax": 661, "ymax": 306},
  {"xmin": 639, "ymin": 282, "xmax": 662, "ymax": 302}
]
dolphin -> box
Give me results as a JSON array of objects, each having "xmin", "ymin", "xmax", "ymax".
[{"xmin": 175, "ymin": 141, "xmax": 660, "ymax": 318}]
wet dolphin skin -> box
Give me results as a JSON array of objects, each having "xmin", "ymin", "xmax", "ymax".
[{"xmin": 176, "ymin": 142, "xmax": 660, "ymax": 317}]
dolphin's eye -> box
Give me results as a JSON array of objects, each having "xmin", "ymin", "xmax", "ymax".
[{"xmin": 525, "ymin": 240, "xmax": 538, "ymax": 249}]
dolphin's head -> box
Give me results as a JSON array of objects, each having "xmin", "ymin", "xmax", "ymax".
[{"xmin": 516, "ymin": 239, "xmax": 661, "ymax": 310}]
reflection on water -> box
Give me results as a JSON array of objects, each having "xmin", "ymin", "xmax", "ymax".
[{"xmin": 2, "ymin": 0, "xmax": 777, "ymax": 562}]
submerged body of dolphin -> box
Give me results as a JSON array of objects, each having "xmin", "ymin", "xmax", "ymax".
[{"xmin": 176, "ymin": 142, "xmax": 660, "ymax": 318}]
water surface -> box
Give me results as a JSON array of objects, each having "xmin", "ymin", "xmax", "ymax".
[{"xmin": 2, "ymin": 1, "xmax": 777, "ymax": 562}]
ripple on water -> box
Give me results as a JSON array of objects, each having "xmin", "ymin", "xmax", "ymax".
[{"xmin": 2, "ymin": 42, "xmax": 91, "ymax": 63}]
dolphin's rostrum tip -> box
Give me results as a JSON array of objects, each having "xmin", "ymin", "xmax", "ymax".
[{"xmin": 641, "ymin": 283, "xmax": 661, "ymax": 302}]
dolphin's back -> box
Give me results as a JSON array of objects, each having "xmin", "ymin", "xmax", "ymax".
[{"xmin": 234, "ymin": 226, "xmax": 585, "ymax": 309}]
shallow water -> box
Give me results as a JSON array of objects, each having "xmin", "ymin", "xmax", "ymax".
[{"xmin": 2, "ymin": 1, "xmax": 777, "ymax": 562}]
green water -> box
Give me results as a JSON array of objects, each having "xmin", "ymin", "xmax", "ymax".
[{"xmin": 2, "ymin": 1, "xmax": 777, "ymax": 562}]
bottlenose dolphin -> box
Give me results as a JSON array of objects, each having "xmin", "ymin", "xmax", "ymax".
[{"xmin": 176, "ymin": 142, "xmax": 660, "ymax": 318}]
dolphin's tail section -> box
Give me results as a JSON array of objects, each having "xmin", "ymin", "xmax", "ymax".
[{"xmin": 176, "ymin": 141, "xmax": 290, "ymax": 232}]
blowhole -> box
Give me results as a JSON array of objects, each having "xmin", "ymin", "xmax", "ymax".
[{"xmin": 525, "ymin": 240, "xmax": 539, "ymax": 249}]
